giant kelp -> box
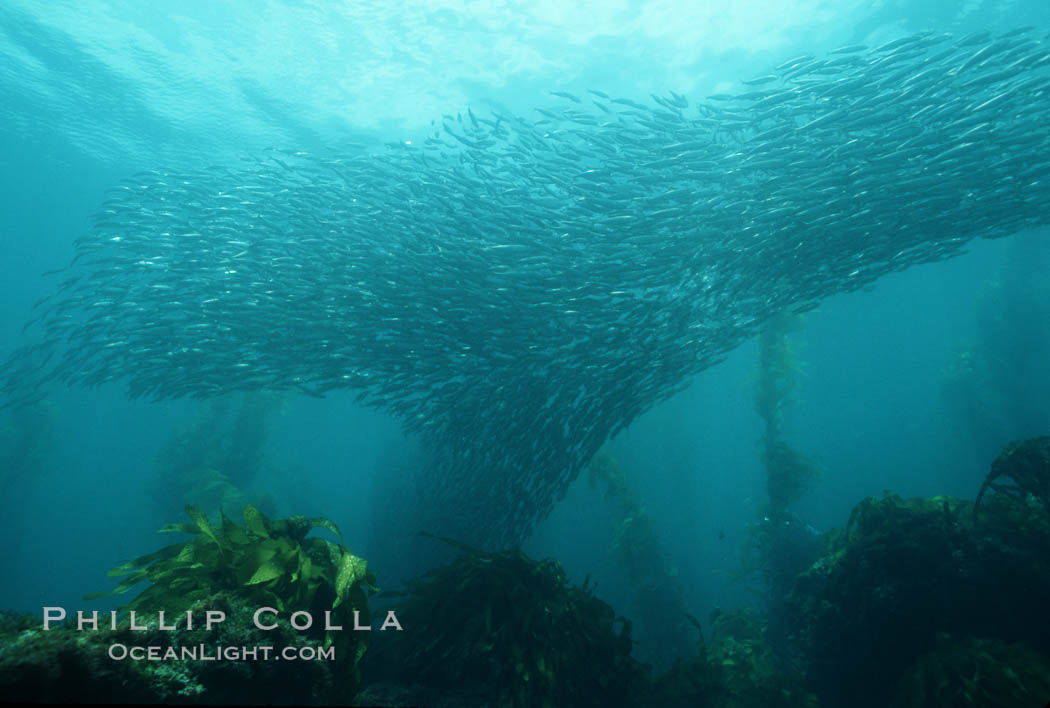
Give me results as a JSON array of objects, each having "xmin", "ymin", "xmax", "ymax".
[
  {"xmin": 7, "ymin": 30, "xmax": 1050, "ymax": 546},
  {"xmin": 643, "ymin": 608, "xmax": 818, "ymax": 708},
  {"xmin": 0, "ymin": 400, "xmax": 56, "ymax": 598},
  {"xmin": 743, "ymin": 313, "xmax": 822, "ymax": 605},
  {"xmin": 587, "ymin": 450, "xmax": 694, "ymax": 668},
  {"xmin": 364, "ymin": 538, "xmax": 642, "ymax": 708},
  {"xmin": 974, "ymin": 435, "xmax": 1050, "ymax": 523},
  {"xmin": 151, "ymin": 392, "xmax": 284, "ymax": 519},
  {"xmin": 939, "ymin": 233, "xmax": 1050, "ymax": 462},
  {"xmin": 88, "ymin": 504, "xmax": 376, "ymax": 698},
  {"xmin": 781, "ymin": 477, "xmax": 1050, "ymax": 707},
  {"xmin": 753, "ymin": 312, "xmax": 820, "ymax": 513},
  {"xmin": 891, "ymin": 634, "xmax": 1050, "ymax": 707},
  {"xmin": 0, "ymin": 596, "xmax": 339, "ymax": 705}
]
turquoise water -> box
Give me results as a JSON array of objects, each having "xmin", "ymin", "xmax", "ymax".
[{"xmin": 2, "ymin": 2, "xmax": 1050, "ymax": 703}]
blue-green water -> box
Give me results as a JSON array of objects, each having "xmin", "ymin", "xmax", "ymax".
[{"xmin": 2, "ymin": 2, "xmax": 1050, "ymax": 704}]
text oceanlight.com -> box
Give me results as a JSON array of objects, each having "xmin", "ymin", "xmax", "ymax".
[{"xmin": 108, "ymin": 644, "xmax": 334, "ymax": 662}]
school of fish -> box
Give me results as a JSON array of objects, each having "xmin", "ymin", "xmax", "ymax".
[{"xmin": 5, "ymin": 28, "xmax": 1050, "ymax": 545}]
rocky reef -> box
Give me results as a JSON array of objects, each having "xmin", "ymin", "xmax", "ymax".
[
  {"xmin": 0, "ymin": 593, "xmax": 338, "ymax": 705},
  {"xmin": 360, "ymin": 536, "xmax": 644, "ymax": 708},
  {"xmin": 2, "ymin": 437, "xmax": 1049, "ymax": 706},
  {"xmin": 0, "ymin": 504, "xmax": 376, "ymax": 704},
  {"xmin": 778, "ymin": 437, "xmax": 1050, "ymax": 707}
]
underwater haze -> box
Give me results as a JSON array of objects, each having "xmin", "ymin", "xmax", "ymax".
[{"xmin": 2, "ymin": 1, "xmax": 1050, "ymax": 706}]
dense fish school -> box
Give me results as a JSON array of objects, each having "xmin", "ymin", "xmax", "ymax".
[{"xmin": 5, "ymin": 29, "xmax": 1050, "ymax": 545}]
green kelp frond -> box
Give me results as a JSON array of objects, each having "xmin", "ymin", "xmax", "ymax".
[{"xmin": 87, "ymin": 504, "xmax": 377, "ymax": 654}]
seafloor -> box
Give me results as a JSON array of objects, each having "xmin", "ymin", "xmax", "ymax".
[{"xmin": 2, "ymin": 437, "xmax": 1049, "ymax": 708}]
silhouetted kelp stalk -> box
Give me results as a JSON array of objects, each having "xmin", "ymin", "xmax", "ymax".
[
  {"xmin": 151, "ymin": 391, "xmax": 285, "ymax": 520},
  {"xmin": 0, "ymin": 399, "xmax": 55, "ymax": 497},
  {"xmin": 939, "ymin": 233, "xmax": 1050, "ymax": 464},
  {"xmin": 586, "ymin": 450, "xmax": 695, "ymax": 667},
  {"xmin": 747, "ymin": 313, "xmax": 821, "ymax": 598},
  {"xmin": 0, "ymin": 399, "xmax": 55, "ymax": 596}
]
